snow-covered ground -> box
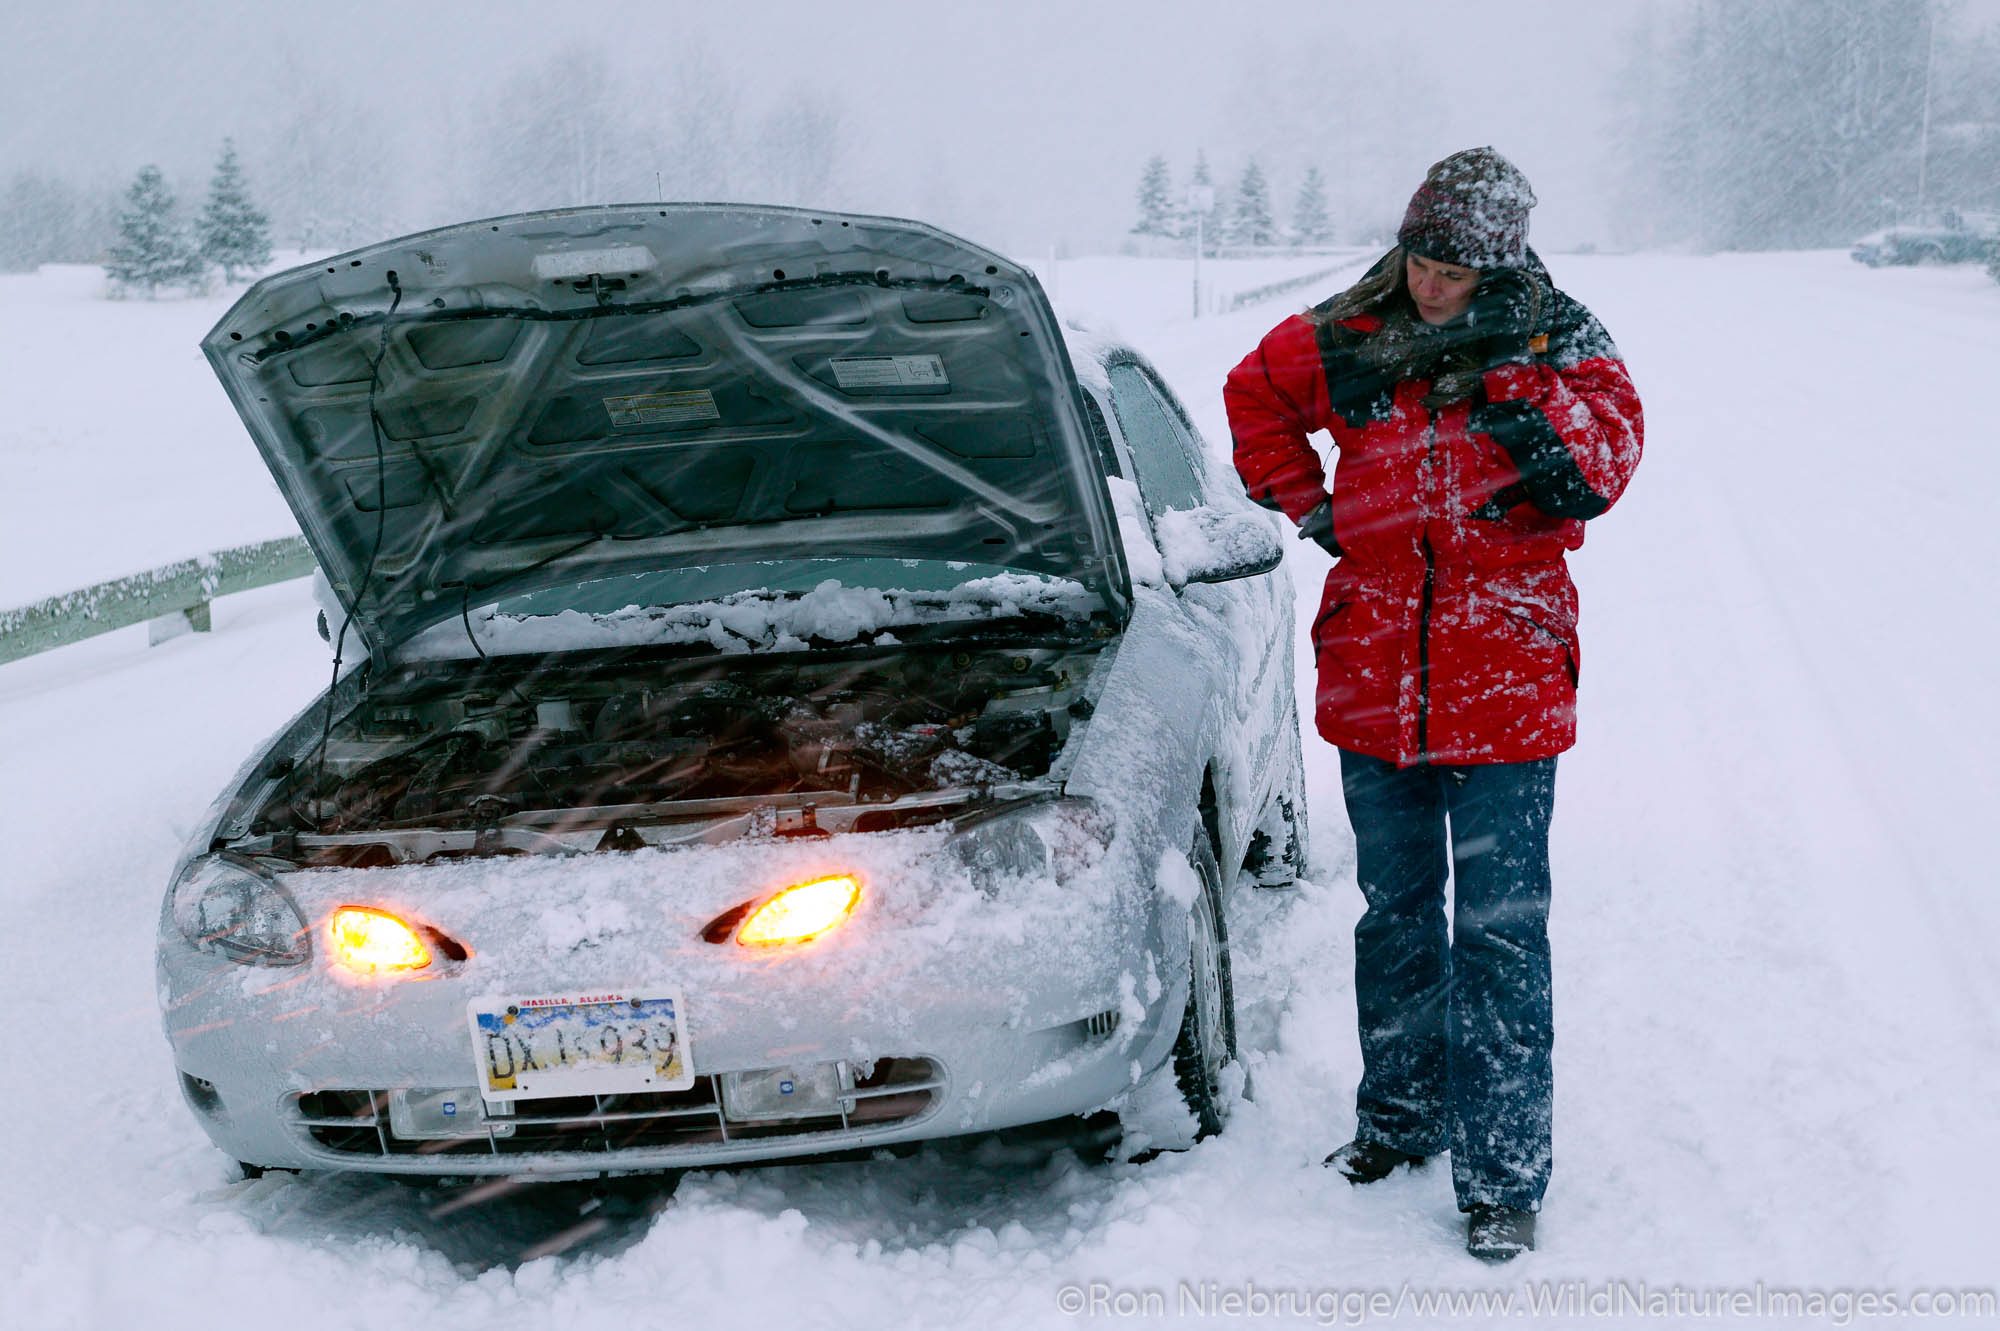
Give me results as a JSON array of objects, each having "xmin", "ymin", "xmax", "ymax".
[{"xmin": 2, "ymin": 250, "xmax": 1997, "ymax": 1328}]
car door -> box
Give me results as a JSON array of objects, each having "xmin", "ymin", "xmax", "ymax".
[{"xmin": 1101, "ymin": 358, "xmax": 1291, "ymax": 880}]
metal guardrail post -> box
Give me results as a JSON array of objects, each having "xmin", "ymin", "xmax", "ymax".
[{"xmin": 0, "ymin": 535, "xmax": 315, "ymax": 666}]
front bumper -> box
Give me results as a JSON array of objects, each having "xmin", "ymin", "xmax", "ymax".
[{"xmin": 159, "ymin": 831, "xmax": 1189, "ymax": 1175}]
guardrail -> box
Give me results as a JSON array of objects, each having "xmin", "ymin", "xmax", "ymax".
[
  {"xmin": 1226, "ymin": 257, "xmax": 1372, "ymax": 313},
  {"xmin": 0, "ymin": 536, "xmax": 315, "ymax": 667}
]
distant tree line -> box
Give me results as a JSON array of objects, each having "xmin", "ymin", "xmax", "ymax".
[
  {"xmin": 1610, "ymin": 0, "xmax": 2000, "ymax": 250},
  {"xmin": 100, "ymin": 141, "xmax": 274, "ymax": 297},
  {"xmin": 0, "ymin": 44, "xmax": 850, "ymax": 291},
  {"xmin": 1131, "ymin": 152, "xmax": 1336, "ymax": 254},
  {"xmin": 0, "ymin": 172, "xmax": 115, "ymax": 272},
  {"xmin": 1132, "ymin": 1, "xmax": 1998, "ymax": 260},
  {"xmin": 4, "ymin": 140, "xmax": 273, "ymax": 296}
]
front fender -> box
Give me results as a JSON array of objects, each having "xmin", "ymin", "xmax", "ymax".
[{"xmin": 1063, "ymin": 587, "xmax": 1227, "ymax": 893}]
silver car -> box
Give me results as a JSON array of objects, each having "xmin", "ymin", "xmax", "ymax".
[{"xmin": 158, "ymin": 204, "xmax": 1306, "ymax": 1179}]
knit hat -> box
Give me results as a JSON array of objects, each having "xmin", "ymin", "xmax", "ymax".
[{"xmin": 1397, "ymin": 147, "xmax": 1537, "ymax": 270}]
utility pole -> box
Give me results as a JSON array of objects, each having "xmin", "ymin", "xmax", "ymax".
[
  {"xmin": 1916, "ymin": 0, "xmax": 1937, "ymax": 218},
  {"xmin": 1187, "ymin": 182, "xmax": 1214, "ymax": 318}
]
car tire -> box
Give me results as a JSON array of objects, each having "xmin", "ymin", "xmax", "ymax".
[{"xmin": 1171, "ymin": 834, "xmax": 1237, "ymax": 1140}]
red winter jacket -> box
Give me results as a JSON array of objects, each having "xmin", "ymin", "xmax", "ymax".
[{"xmin": 1225, "ymin": 269, "xmax": 1642, "ymax": 766}]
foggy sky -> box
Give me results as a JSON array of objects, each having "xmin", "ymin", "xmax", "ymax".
[{"xmin": 4, "ymin": 0, "xmax": 1995, "ymax": 256}]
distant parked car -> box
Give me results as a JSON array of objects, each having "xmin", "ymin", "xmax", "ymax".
[
  {"xmin": 1852, "ymin": 212, "xmax": 2000, "ymax": 267},
  {"xmin": 158, "ymin": 203, "xmax": 1308, "ymax": 1181}
]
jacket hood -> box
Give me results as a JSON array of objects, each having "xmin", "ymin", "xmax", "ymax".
[{"xmin": 203, "ymin": 204, "xmax": 1128, "ymax": 658}]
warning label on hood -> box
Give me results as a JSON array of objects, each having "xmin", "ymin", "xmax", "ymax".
[
  {"xmin": 604, "ymin": 389, "xmax": 722, "ymax": 427},
  {"xmin": 830, "ymin": 354, "xmax": 949, "ymax": 391}
]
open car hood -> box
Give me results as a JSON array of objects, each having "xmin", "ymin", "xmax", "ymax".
[{"xmin": 204, "ymin": 205, "xmax": 1129, "ymax": 657}]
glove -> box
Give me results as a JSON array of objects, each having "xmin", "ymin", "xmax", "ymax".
[
  {"xmin": 1469, "ymin": 482, "xmax": 1533, "ymax": 521},
  {"xmin": 1297, "ymin": 497, "xmax": 1342, "ymax": 557},
  {"xmin": 1463, "ymin": 268, "xmax": 1540, "ymax": 368}
]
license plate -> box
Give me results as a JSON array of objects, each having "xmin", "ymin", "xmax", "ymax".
[{"xmin": 467, "ymin": 991, "xmax": 692, "ymax": 1101}]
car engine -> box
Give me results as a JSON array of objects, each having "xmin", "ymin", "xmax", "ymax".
[{"xmin": 251, "ymin": 644, "xmax": 1096, "ymax": 844}]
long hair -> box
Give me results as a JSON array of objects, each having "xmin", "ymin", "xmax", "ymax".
[
  {"xmin": 1308, "ymin": 246, "xmax": 1410, "ymax": 326},
  {"xmin": 1306, "ymin": 245, "xmax": 1549, "ymax": 407}
]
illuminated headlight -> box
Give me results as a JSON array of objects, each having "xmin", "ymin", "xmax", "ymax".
[
  {"xmin": 328, "ymin": 906, "xmax": 431, "ymax": 972},
  {"xmin": 703, "ymin": 874, "xmax": 862, "ymax": 947},
  {"xmin": 736, "ymin": 875, "xmax": 862, "ymax": 947},
  {"xmin": 170, "ymin": 854, "xmax": 309, "ymax": 966},
  {"xmin": 945, "ymin": 798, "xmax": 1111, "ymax": 891}
]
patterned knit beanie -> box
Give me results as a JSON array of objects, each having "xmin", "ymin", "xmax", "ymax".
[{"xmin": 1397, "ymin": 147, "xmax": 1537, "ymax": 270}]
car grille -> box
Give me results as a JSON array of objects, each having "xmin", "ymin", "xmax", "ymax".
[{"xmin": 291, "ymin": 1058, "xmax": 944, "ymax": 1159}]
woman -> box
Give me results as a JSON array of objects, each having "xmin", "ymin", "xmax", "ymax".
[{"xmin": 1224, "ymin": 148, "xmax": 1642, "ymax": 1261}]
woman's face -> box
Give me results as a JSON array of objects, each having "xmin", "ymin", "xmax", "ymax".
[{"xmin": 1405, "ymin": 252, "xmax": 1480, "ymax": 325}]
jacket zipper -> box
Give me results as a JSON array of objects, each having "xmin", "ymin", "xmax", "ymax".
[
  {"xmin": 1416, "ymin": 420, "xmax": 1438, "ymax": 761},
  {"xmin": 1416, "ymin": 538, "xmax": 1435, "ymax": 760}
]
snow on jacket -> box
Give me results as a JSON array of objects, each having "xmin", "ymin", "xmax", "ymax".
[{"xmin": 1225, "ymin": 274, "xmax": 1643, "ymax": 766}]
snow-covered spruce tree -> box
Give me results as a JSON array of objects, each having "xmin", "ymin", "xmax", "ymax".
[
  {"xmin": 1292, "ymin": 166, "xmax": 1334, "ymax": 247},
  {"xmin": 198, "ymin": 139, "xmax": 272, "ymax": 283},
  {"xmin": 1132, "ymin": 154, "xmax": 1176, "ymax": 237},
  {"xmin": 1185, "ymin": 150, "xmax": 1224, "ymax": 255},
  {"xmin": 105, "ymin": 165, "xmax": 204, "ymax": 298},
  {"xmin": 1229, "ymin": 158, "xmax": 1277, "ymax": 249}
]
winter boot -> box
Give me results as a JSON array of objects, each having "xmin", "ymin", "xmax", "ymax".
[
  {"xmin": 1465, "ymin": 1205, "xmax": 1536, "ymax": 1261},
  {"xmin": 1322, "ymin": 1138, "xmax": 1426, "ymax": 1184}
]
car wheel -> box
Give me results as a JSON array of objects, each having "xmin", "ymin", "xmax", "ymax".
[{"xmin": 1171, "ymin": 834, "xmax": 1237, "ymax": 1140}]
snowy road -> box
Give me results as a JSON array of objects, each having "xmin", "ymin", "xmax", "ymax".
[{"xmin": 2, "ymin": 252, "xmax": 1996, "ymax": 1328}]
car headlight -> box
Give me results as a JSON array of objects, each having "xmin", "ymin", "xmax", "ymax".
[
  {"xmin": 702, "ymin": 873, "xmax": 863, "ymax": 947},
  {"xmin": 945, "ymin": 797, "xmax": 1111, "ymax": 890},
  {"xmin": 170, "ymin": 854, "xmax": 310, "ymax": 966},
  {"xmin": 736, "ymin": 875, "xmax": 862, "ymax": 947},
  {"xmin": 328, "ymin": 906, "xmax": 432, "ymax": 971}
]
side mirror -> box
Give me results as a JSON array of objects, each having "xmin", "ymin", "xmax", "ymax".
[{"xmin": 1156, "ymin": 506, "xmax": 1285, "ymax": 587}]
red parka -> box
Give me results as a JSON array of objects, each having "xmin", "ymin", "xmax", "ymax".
[{"xmin": 1226, "ymin": 270, "xmax": 1643, "ymax": 766}]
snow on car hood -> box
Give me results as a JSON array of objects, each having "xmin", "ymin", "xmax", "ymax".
[
  {"xmin": 398, "ymin": 571, "xmax": 1101, "ymax": 661},
  {"xmin": 203, "ymin": 205, "xmax": 1130, "ymax": 657}
]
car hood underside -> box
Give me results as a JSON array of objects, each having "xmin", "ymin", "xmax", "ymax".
[{"xmin": 203, "ymin": 205, "xmax": 1128, "ymax": 655}]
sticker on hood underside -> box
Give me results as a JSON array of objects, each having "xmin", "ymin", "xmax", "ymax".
[
  {"xmin": 829, "ymin": 354, "xmax": 949, "ymax": 391},
  {"xmin": 604, "ymin": 389, "xmax": 722, "ymax": 427}
]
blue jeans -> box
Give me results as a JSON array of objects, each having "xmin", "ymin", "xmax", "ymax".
[{"xmin": 1339, "ymin": 748, "xmax": 1557, "ymax": 1212}]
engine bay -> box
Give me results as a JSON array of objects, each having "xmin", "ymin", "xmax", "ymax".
[{"xmin": 249, "ymin": 642, "xmax": 1099, "ymax": 851}]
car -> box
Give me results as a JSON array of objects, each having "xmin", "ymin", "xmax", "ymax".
[
  {"xmin": 1851, "ymin": 211, "xmax": 2000, "ymax": 266},
  {"xmin": 159, "ymin": 203, "xmax": 1308, "ymax": 1181}
]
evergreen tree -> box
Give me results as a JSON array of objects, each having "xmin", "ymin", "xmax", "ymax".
[
  {"xmin": 1185, "ymin": 150, "xmax": 1224, "ymax": 255},
  {"xmin": 1292, "ymin": 166, "xmax": 1335, "ymax": 247},
  {"xmin": 1132, "ymin": 154, "xmax": 1176, "ymax": 236},
  {"xmin": 198, "ymin": 139, "xmax": 272, "ymax": 282},
  {"xmin": 1229, "ymin": 158, "xmax": 1277, "ymax": 248},
  {"xmin": 105, "ymin": 165, "xmax": 204, "ymax": 298}
]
